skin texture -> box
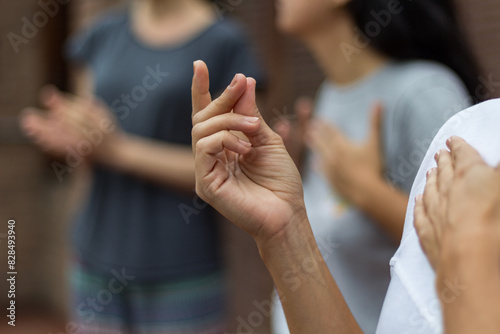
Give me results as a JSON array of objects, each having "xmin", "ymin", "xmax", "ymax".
[
  {"xmin": 414, "ymin": 136, "xmax": 500, "ymax": 334},
  {"xmin": 192, "ymin": 60, "xmax": 362, "ymax": 334}
]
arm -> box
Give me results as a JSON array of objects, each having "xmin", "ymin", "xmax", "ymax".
[
  {"xmin": 259, "ymin": 217, "xmax": 361, "ymax": 334},
  {"xmin": 438, "ymin": 231, "xmax": 500, "ymax": 334},
  {"xmin": 191, "ymin": 60, "xmax": 361, "ymax": 333},
  {"xmin": 20, "ymin": 84, "xmax": 195, "ymax": 191},
  {"xmin": 72, "ymin": 66, "xmax": 195, "ymax": 190},
  {"xmin": 100, "ymin": 135, "xmax": 195, "ymax": 191},
  {"xmin": 414, "ymin": 137, "xmax": 500, "ymax": 334},
  {"xmin": 355, "ymin": 175, "xmax": 408, "ymax": 241}
]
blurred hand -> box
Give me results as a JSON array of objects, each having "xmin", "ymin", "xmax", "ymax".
[
  {"xmin": 306, "ymin": 103, "xmax": 385, "ymax": 207},
  {"xmin": 414, "ymin": 137, "xmax": 500, "ymax": 272},
  {"xmin": 273, "ymin": 97, "xmax": 314, "ymax": 166},
  {"xmin": 20, "ymin": 86, "xmax": 124, "ymax": 164},
  {"xmin": 191, "ymin": 61, "xmax": 307, "ymax": 243}
]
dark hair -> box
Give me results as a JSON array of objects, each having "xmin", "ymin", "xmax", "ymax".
[{"xmin": 346, "ymin": 0, "xmax": 483, "ymax": 102}]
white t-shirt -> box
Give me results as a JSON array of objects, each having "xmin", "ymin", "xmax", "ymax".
[
  {"xmin": 377, "ymin": 98, "xmax": 500, "ymax": 333},
  {"xmin": 272, "ymin": 61, "xmax": 470, "ymax": 334}
]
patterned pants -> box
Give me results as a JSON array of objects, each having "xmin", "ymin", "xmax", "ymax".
[{"xmin": 70, "ymin": 261, "xmax": 228, "ymax": 334}]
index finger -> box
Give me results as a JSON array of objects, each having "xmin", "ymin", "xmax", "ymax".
[{"xmin": 435, "ymin": 149, "xmax": 453, "ymax": 195}]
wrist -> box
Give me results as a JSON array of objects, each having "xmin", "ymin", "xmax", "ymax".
[
  {"xmin": 256, "ymin": 210, "xmax": 311, "ymax": 262},
  {"xmin": 94, "ymin": 133, "xmax": 130, "ymax": 168},
  {"xmin": 354, "ymin": 173, "xmax": 386, "ymax": 210}
]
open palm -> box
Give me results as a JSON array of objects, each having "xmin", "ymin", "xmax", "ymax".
[{"xmin": 191, "ymin": 61, "xmax": 306, "ymax": 242}]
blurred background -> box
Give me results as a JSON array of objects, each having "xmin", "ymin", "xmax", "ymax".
[{"xmin": 0, "ymin": 0, "xmax": 499, "ymax": 333}]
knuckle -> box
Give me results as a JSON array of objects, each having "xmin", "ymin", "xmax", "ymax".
[
  {"xmin": 195, "ymin": 137, "xmax": 208, "ymax": 152},
  {"xmin": 204, "ymin": 181, "xmax": 220, "ymax": 199},
  {"xmin": 192, "ymin": 113, "xmax": 201, "ymax": 126},
  {"xmin": 221, "ymin": 130, "xmax": 232, "ymax": 141},
  {"xmin": 191, "ymin": 123, "xmax": 200, "ymax": 137},
  {"xmin": 195, "ymin": 183, "xmax": 209, "ymax": 201}
]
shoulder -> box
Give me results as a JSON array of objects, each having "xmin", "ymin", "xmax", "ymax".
[
  {"xmin": 440, "ymin": 98, "xmax": 500, "ymax": 133},
  {"xmin": 75, "ymin": 9, "xmax": 128, "ymax": 40},
  {"xmin": 388, "ymin": 61, "xmax": 467, "ymax": 97},
  {"xmin": 385, "ymin": 61, "xmax": 471, "ymax": 118},
  {"xmin": 204, "ymin": 19, "xmax": 250, "ymax": 47},
  {"xmin": 65, "ymin": 9, "xmax": 128, "ymax": 63}
]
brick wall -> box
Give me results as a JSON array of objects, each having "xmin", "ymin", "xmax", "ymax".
[{"xmin": 0, "ymin": 0, "xmax": 74, "ymax": 329}]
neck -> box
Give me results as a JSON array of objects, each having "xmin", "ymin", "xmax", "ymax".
[
  {"xmin": 301, "ymin": 18, "xmax": 389, "ymax": 86},
  {"xmin": 130, "ymin": 0, "xmax": 215, "ymax": 46},
  {"xmin": 133, "ymin": 0, "xmax": 207, "ymax": 21}
]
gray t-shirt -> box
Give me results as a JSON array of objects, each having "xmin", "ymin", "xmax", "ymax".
[
  {"xmin": 66, "ymin": 11, "xmax": 264, "ymax": 281},
  {"xmin": 272, "ymin": 61, "xmax": 470, "ymax": 334}
]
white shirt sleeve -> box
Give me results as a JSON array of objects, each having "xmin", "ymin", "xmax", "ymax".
[{"xmin": 377, "ymin": 98, "xmax": 500, "ymax": 334}]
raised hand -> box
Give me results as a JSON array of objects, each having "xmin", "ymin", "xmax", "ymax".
[
  {"xmin": 20, "ymin": 86, "xmax": 124, "ymax": 164},
  {"xmin": 414, "ymin": 136, "xmax": 500, "ymax": 272},
  {"xmin": 191, "ymin": 61, "xmax": 307, "ymax": 244},
  {"xmin": 274, "ymin": 96, "xmax": 314, "ymax": 166}
]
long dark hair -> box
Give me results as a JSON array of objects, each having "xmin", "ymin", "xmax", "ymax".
[{"xmin": 346, "ymin": 0, "xmax": 482, "ymax": 102}]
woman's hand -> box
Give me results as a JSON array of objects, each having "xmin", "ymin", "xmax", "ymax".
[
  {"xmin": 414, "ymin": 138, "xmax": 500, "ymax": 334},
  {"xmin": 273, "ymin": 97, "xmax": 314, "ymax": 166},
  {"xmin": 20, "ymin": 86, "xmax": 125, "ymax": 164},
  {"xmin": 191, "ymin": 61, "xmax": 307, "ymax": 245},
  {"xmin": 305, "ymin": 103, "xmax": 385, "ymax": 207},
  {"xmin": 414, "ymin": 136, "xmax": 500, "ymax": 272}
]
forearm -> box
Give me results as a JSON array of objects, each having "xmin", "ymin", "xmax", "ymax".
[
  {"xmin": 100, "ymin": 134, "xmax": 195, "ymax": 191},
  {"xmin": 257, "ymin": 217, "xmax": 362, "ymax": 334},
  {"xmin": 438, "ymin": 231, "xmax": 500, "ymax": 334},
  {"xmin": 355, "ymin": 177, "xmax": 408, "ymax": 242}
]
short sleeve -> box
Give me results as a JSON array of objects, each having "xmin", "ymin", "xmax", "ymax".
[
  {"xmin": 389, "ymin": 69, "xmax": 471, "ymax": 192},
  {"xmin": 64, "ymin": 12, "xmax": 121, "ymax": 66}
]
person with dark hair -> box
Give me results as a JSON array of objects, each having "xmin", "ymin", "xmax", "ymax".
[
  {"xmin": 190, "ymin": 61, "xmax": 500, "ymax": 334},
  {"xmin": 20, "ymin": 0, "xmax": 263, "ymax": 332},
  {"xmin": 272, "ymin": 0, "xmax": 481, "ymax": 332}
]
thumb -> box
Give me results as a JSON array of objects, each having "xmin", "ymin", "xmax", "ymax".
[
  {"xmin": 192, "ymin": 60, "xmax": 212, "ymax": 119},
  {"xmin": 368, "ymin": 102, "xmax": 384, "ymax": 146},
  {"xmin": 274, "ymin": 118, "xmax": 291, "ymax": 143},
  {"xmin": 39, "ymin": 85, "xmax": 67, "ymax": 112},
  {"xmin": 233, "ymin": 78, "xmax": 279, "ymax": 147},
  {"xmin": 295, "ymin": 96, "xmax": 314, "ymax": 124},
  {"xmin": 295, "ymin": 96, "xmax": 314, "ymax": 140}
]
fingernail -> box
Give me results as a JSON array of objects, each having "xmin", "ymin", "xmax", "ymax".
[
  {"xmin": 446, "ymin": 136, "xmax": 455, "ymax": 148},
  {"xmin": 230, "ymin": 74, "xmax": 240, "ymax": 88},
  {"xmin": 245, "ymin": 116, "xmax": 259, "ymax": 124},
  {"xmin": 239, "ymin": 138, "xmax": 251, "ymax": 147},
  {"xmin": 415, "ymin": 194, "xmax": 423, "ymax": 202},
  {"xmin": 434, "ymin": 150, "xmax": 441, "ymax": 161},
  {"xmin": 193, "ymin": 61, "xmax": 197, "ymax": 72}
]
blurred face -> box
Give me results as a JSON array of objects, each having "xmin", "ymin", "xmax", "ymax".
[{"xmin": 275, "ymin": 0, "xmax": 338, "ymax": 36}]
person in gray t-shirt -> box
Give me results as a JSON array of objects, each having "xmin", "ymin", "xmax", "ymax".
[
  {"xmin": 20, "ymin": 0, "xmax": 264, "ymax": 332},
  {"xmin": 272, "ymin": 0, "xmax": 482, "ymax": 333}
]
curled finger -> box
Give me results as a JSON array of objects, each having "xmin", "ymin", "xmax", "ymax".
[
  {"xmin": 192, "ymin": 113, "xmax": 260, "ymax": 146},
  {"xmin": 195, "ymin": 130, "xmax": 252, "ymax": 175}
]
